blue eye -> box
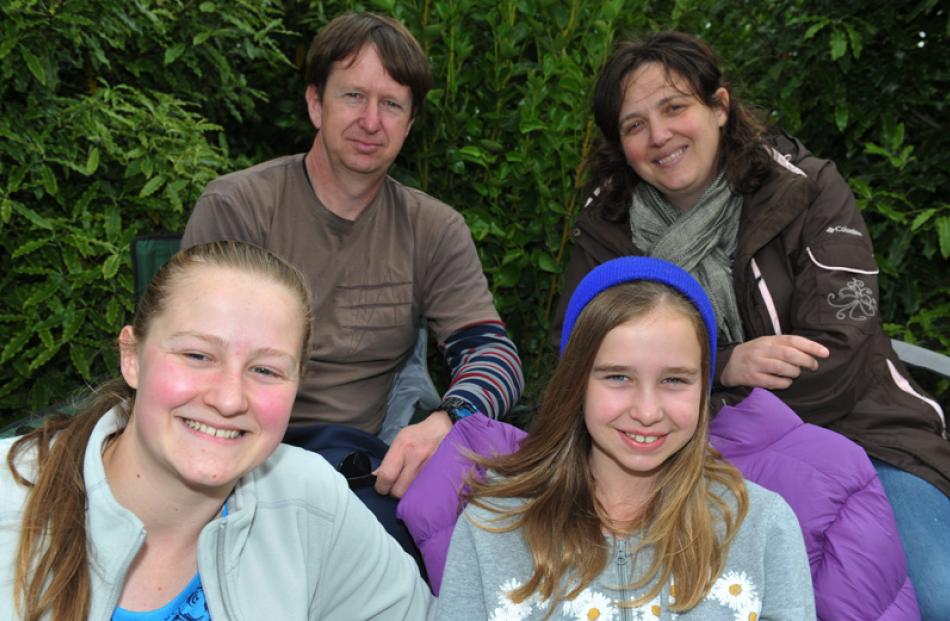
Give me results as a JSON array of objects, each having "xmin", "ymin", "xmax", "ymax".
[{"xmin": 251, "ymin": 366, "xmax": 279, "ymax": 378}]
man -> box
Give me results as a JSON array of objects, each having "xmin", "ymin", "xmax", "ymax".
[{"xmin": 182, "ymin": 12, "xmax": 523, "ymax": 498}]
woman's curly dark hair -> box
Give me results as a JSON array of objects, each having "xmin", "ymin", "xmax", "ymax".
[{"xmin": 585, "ymin": 31, "xmax": 775, "ymax": 222}]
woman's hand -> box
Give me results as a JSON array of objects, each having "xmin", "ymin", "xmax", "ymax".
[{"xmin": 721, "ymin": 335, "xmax": 830, "ymax": 390}]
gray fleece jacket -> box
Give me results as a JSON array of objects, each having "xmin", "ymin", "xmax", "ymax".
[
  {"xmin": 0, "ymin": 408, "xmax": 433, "ymax": 620},
  {"xmin": 436, "ymin": 481, "xmax": 814, "ymax": 620}
]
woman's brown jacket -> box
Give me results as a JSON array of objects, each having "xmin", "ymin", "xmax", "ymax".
[{"xmin": 554, "ymin": 134, "xmax": 950, "ymax": 496}]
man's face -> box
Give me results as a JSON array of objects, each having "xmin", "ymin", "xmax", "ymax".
[{"xmin": 306, "ymin": 44, "xmax": 414, "ymax": 179}]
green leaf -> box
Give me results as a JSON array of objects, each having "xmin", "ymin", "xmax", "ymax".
[
  {"xmin": 12, "ymin": 238, "xmax": 51, "ymax": 258},
  {"xmin": 62, "ymin": 247, "xmax": 83, "ymax": 274},
  {"xmin": 102, "ymin": 253, "xmax": 122, "ymax": 279},
  {"xmin": 104, "ymin": 205, "xmax": 121, "ymax": 239},
  {"xmin": 911, "ymin": 209, "xmax": 937, "ymax": 231},
  {"xmin": 24, "ymin": 281, "xmax": 59, "ymax": 308},
  {"xmin": 864, "ymin": 143, "xmax": 890, "ymax": 158},
  {"xmin": 874, "ymin": 201, "xmax": 906, "ymax": 223},
  {"xmin": 537, "ymin": 253, "xmax": 560, "ymax": 273},
  {"xmin": 105, "ymin": 297, "xmax": 121, "ymax": 327},
  {"xmin": 1, "ymin": 329, "xmax": 33, "ymax": 365},
  {"xmin": 520, "ymin": 120, "xmax": 546, "ymax": 133},
  {"xmin": 0, "ymin": 35, "xmax": 18, "ymax": 61},
  {"xmin": 14, "ymin": 203, "xmax": 54, "ymax": 230},
  {"xmin": 199, "ymin": 1, "xmax": 216, "ymax": 12},
  {"xmin": 85, "ymin": 147, "xmax": 100, "ymax": 175},
  {"xmin": 28, "ymin": 344, "xmax": 60, "ymax": 372},
  {"xmin": 21, "ymin": 47, "xmax": 46, "ymax": 85},
  {"xmin": 70, "ymin": 343, "xmax": 93, "ymax": 379},
  {"xmin": 834, "ymin": 104, "xmax": 848, "ymax": 132},
  {"xmin": 40, "ymin": 165, "xmax": 58, "ymax": 196},
  {"xmin": 62, "ymin": 306, "xmax": 85, "ymax": 342},
  {"xmin": 38, "ymin": 325, "xmax": 54, "ymax": 350},
  {"xmin": 139, "ymin": 175, "xmax": 166, "ymax": 197},
  {"xmin": 845, "ymin": 24, "xmax": 863, "ymax": 58},
  {"xmin": 829, "ymin": 30, "xmax": 847, "ymax": 61},
  {"xmin": 164, "ymin": 44, "xmax": 186, "ymax": 65},
  {"xmin": 803, "ymin": 19, "xmax": 828, "ymax": 40},
  {"xmin": 0, "ymin": 198, "xmax": 11, "ymax": 224},
  {"xmin": 937, "ymin": 216, "xmax": 950, "ymax": 259}
]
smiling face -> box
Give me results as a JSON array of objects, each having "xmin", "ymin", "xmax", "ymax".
[
  {"xmin": 306, "ymin": 44, "xmax": 414, "ymax": 180},
  {"xmin": 118, "ymin": 265, "xmax": 304, "ymax": 495},
  {"xmin": 619, "ymin": 62, "xmax": 729, "ymax": 211},
  {"xmin": 584, "ymin": 306, "xmax": 703, "ymax": 498}
]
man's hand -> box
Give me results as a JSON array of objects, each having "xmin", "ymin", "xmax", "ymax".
[
  {"xmin": 721, "ymin": 335, "xmax": 830, "ymax": 390},
  {"xmin": 374, "ymin": 411, "xmax": 452, "ymax": 498}
]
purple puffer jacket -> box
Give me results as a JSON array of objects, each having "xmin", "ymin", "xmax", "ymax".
[
  {"xmin": 709, "ymin": 389, "xmax": 918, "ymax": 620},
  {"xmin": 396, "ymin": 414, "xmax": 525, "ymax": 594},
  {"xmin": 398, "ymin": 389, "xmax": 919, "ymax": 619}
]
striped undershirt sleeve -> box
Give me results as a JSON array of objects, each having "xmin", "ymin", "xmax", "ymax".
[{"xmin": 441, "ymin": 320, "xmax": 524, "ymax": 420}]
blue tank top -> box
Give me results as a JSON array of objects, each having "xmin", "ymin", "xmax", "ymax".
[{"xmin": 111, "ymin": 502, "xmax": 228, "ymax": 621}]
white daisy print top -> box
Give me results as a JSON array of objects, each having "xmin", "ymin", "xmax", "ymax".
[{"xmin": 435, "ymin": 481, "xmax": 815, "ymax": 620}]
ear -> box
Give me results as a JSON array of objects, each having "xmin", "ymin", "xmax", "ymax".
[
  {"xmin": 305, "ymin": 84, "xmax": 322, "ymax": 131},
  {"xmin": 713, "ymin": 87, "xmax": 730, "ymax": 128},
  {"xmin": 119, "ymin": 326, "xmax": 140, "ymax": 390}
]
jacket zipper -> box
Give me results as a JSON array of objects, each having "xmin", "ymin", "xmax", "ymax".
[
  {"xmin": 750, "ymin": 258, "xmax": 782, "ymax": 335},
  {"xmin": 215, "ymin": 520, "xmax": 236, "ymax": 620},
  {"xmin": 615, "ymin": 537, "xmax": 631, "ymax": 621}
]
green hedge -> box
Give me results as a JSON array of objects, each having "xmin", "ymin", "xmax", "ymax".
[{"xmin": 2, "ymin": 0, "xmax": 947, "ymax": 422}]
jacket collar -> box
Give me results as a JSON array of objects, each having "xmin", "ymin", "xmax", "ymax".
[
  {"xmin": 709, "ymin": 388, "xmax": 803, "ymax": 454},
  {"xmin": 735, "ymin": 151, "xmax": 818, "ymax": 266},
  {"xmin": 82, "ymin": 408, "xmax": 258, "ymax": 609},
  {"xmin": 576, "ymin": 149, "xmax": 818, "ymax": 265}
]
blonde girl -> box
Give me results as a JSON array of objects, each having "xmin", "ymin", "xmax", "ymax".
[
  {"xmin": 436, "ymin": 257, "xmax": 813, "ymax": 620},
  {"xmin": 1, "ymin": 241, "xmax": 432, "ymax": 620}
]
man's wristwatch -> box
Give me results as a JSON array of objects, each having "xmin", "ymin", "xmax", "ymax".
[{"xmin": 436, "ymin": 397, "xmax": 478, "ymax": 424}]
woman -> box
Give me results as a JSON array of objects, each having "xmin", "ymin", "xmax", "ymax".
[
  {"xmin": 1, "ymin": 241, "xmax": 432, "ymax": 620},
  {"xmin": 436, "ymin": 257, "xmax": 814, "ymax": 619},
  {"xmin": 554, "ymin": 31, "xmax": 948, "ymax": 619}
]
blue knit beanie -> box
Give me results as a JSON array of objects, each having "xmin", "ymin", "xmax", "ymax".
[{"xmin": 560, "ymin": 257, "xmax": 718, "ymax": 380}]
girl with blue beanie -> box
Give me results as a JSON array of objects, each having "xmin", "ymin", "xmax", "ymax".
[{"xmin": 435, "ymin": 257, "xmax": 813, "ymax": 620}]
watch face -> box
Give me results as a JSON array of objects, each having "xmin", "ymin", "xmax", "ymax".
[{"xmin": 440, "ymin": 397, "xmax": 476, "ymax": 421}]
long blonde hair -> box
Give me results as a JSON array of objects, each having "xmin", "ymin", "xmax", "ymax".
[
  {"xmin": 7, "ymin": 240, "xmax": 312, "ymax": 621},
  {"xmin": 467, "ymin": 281, "xmax": 748, "ymax": 613}
]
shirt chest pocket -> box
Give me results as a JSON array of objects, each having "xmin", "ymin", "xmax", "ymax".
[
  {"xmin": 335, "ymin": 280, "xmax": 414, "ymax": 331},
  {"xmin": 805, "ymin": 239, "xmax": 880, "ymax": 333}
]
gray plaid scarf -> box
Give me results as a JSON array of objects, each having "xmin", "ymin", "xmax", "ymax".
[{"xmin": 629, "ymin": 174, "xmax": 745, "ymax": 344}]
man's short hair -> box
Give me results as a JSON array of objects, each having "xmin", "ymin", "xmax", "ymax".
[{"xmin": 305, "ymin": 12, "xmax": 433, "ymax": 118}]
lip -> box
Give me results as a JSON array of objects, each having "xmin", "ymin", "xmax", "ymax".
[
  {"xmin": 653, "ymin": 145, "xmax": 687, "ymax": 167},
  {"xmin": 348, "ymin": 137, "xmax": 383, "ymax": 152},
  {"xmin": 179, "ymin": 416, "xmax": 246, "ymax": 443},
  {"xmin": 617, "ymin": 429, "xmax": 667, "ymax": 450}
]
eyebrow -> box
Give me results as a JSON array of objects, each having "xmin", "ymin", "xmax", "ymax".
[
  {"xmin": 592, "ymin": 364, "xmax": 699, "ymax": 376},
  {"xmin": 332, "ymin": 82, "xmax": 410, "ymax": 104},
  {"xmin": 619, "ymin": 93, "xmax": 693, "ymax": 126},
  {"xmin": 168, "ymin": 331, "xmax": 298, "ymax": 365}
]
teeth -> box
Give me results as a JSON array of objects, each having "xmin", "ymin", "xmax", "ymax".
[
  {"xmin": 625, "ymin": 432, "xmax": 658, "ymax": 443},
  {"xmin": 656, "ymin": 147, "xmax": 685, "ymax": 165},
  {"xmin": 184, "ymin": 419, "xmax": 242, "ymax": 440}
]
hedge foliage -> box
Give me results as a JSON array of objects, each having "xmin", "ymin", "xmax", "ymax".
[{"xmin": 2, "ymin": 0, "xmax": 947, "ymax": 422}]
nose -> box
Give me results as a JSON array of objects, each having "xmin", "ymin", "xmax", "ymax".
[
  {"xmin": 627, "ymin": 387, "xmax": 663, "ymax": 425},
  {"xmin": 203, "ymin": 367, "xmax": 249, "ymax": 417},
  {"xmin": 358, "ymin": 101, "xmax": 381, "ymax": 133},
  {"xmin": 648, "ymin": 118, "xmax": 672, "ymax": 147}
]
